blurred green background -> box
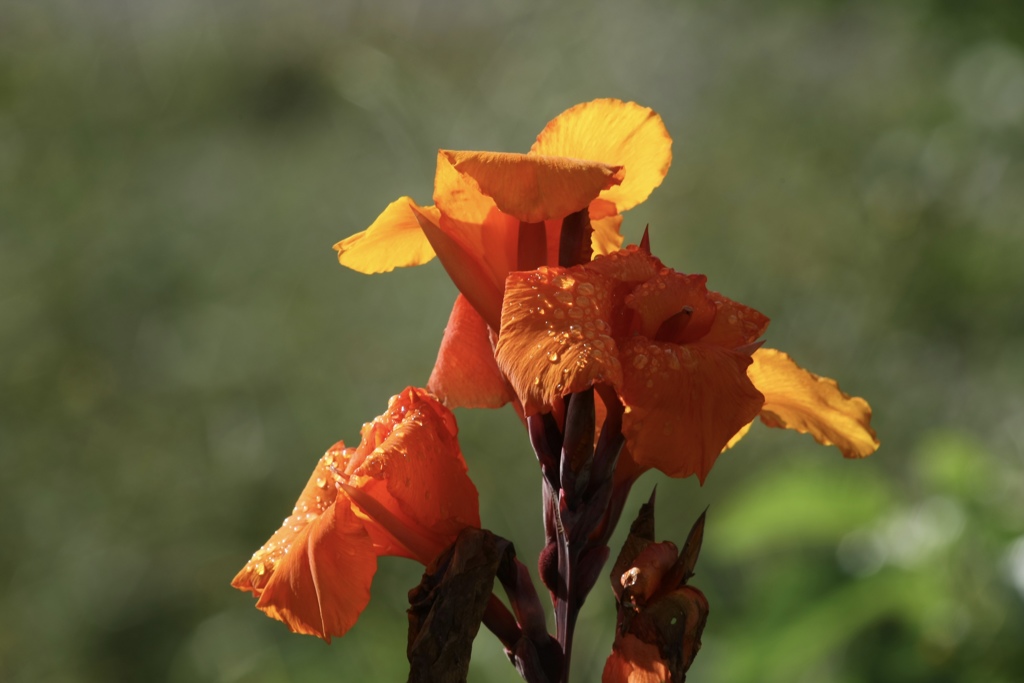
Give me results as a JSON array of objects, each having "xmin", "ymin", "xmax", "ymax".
[{"xmin": 3, "ymin": 0, "xmax": 1024, "ymax": 681}]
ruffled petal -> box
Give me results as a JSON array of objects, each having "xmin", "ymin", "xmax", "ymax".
[
  {"xmin": 590, "ymin": 214, "xmax": 624, "ymax": 257},
  {"xmin": 443, "ymin": 150, "xmax": 623, "ymax": 223},
  {"xmin": 334, "ymin": 198, "xmax": 439, "ymax": 273},
  {"xmin": 531, "ymin": 99, "xmax": 672, "ymax": 213},
  {"xmin": 496, "ymin": 267, "xmax": 623, "ymax": 415},
  {"xmin": 232, "ymin": 451, "xmax": 377, "ymax": 641},
  {"xmin": 428, "ymin": 295, "xmax": 514, "ymax": 409},
  {"xmin": 747, "ymin": 348, "xmax": 880, "ymax": 458},
  {"xmin": 618, "ymin": 339, "xmax": 764, "ymax": 482},
  {"xmin": 349, "ymin": 388, "xmax": 481, "ymax": 562}
]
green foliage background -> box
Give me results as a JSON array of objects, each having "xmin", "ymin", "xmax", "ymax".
[{"xmin": 2, "ymin": 1, "xmax": 1024, "ymax": 681}]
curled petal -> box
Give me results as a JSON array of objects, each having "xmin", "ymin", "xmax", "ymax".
[
  {"xmin": 349, "ymin": 387, "xmax": 481, "ymax": 561},
  {"xmin": 428, "ymin": 295, "xmax": 514, "ymax": 409},
  {"xmin": 531, "ymin": 99, "xmax": 672, "ymax": 213},
  {"xmin": 619, "ymin": 339, "xmax": 764, "ymax": 482},
  {"xmin": 232, "ymin": 451, "xmax": 377, "ymax": 641},
  {"xmin": 748, "ymin": 348, "xmax": 880, "ymax": 458},
  {"xmin": 496, "ymin": 268, "xmax": 623, "ymax": 415},
  {"xmin": 334, "ymin": 198, "xmax": 439, "ymax": 273},
  {"xmin": 443, "ymin": 150, "xmax": 623, "ymax": 223}
]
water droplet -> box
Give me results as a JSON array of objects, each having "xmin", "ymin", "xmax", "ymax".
[
  {"xmin": 553, "ymin": 309, "xmax": 566, "ymax": 319},
  {"xmin": 316, "ymin": 477, "xmax": 327, "ymax": 488},
  {"xmin": 577, "ymin": 295, "xmax": 591, "ymax": 307},
  {"xmin": 728, "ymin": 314, "xmax": 738, "ymax": 324},
  {"xmin": 554, "ymin": 290, "xmax": 574, "ymax": 304},
  {"xmin": 578, "ymin": 282, "xmax": 595, "ymax": 296},
  {"xmin": 256, "ymin": 562, "xmax": 266, "ymax": 576},
  {"xmin": 632, "ymin": 354, "xmax": 649, "ymax": 369},
  {"xmin": 533, "ymin": 376, "xmax": 542, "ymax": 387},
  {"xmin": 555, "ymin": 382, "xmax": 564, "ymax": 392},
  {"xmin": 547, "ymin": 351, "xmax": 560, "ymax": 362},
  {"xmin": 568, "ymin": 308, "xmax": 584, "ymax": 319}
]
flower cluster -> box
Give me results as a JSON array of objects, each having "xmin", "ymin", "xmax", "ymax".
[{"xmin": 234, "ymin": 99, "xmax": 878, "ymax": 682}]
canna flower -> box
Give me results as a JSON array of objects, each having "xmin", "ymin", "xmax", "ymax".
[
  {"xmin": 495, "ymin": 245, "xmax": 878, "ymax": 482},
  {"xmin": 231, "ymin": 387, "xmax": 479, "ymax": 640},
  {"xmin": 334, "ymin": 99, "xmax": 673, "ymax": 408}
]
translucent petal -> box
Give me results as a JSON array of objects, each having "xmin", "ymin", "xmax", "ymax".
[
  {"xmin": 532, "ymin": 99, "xmax": 672, "ymax": 213},
  {"xmin": 334, "ymin": 198, "xmax": 438, "ymax": 273},
  {"xmin": 748, "ymin": 348, "xmax": 879, "ymax": 458}
]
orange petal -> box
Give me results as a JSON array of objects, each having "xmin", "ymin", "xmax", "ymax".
[
  {"xmin": 697, "ymin": 292, "xmax": 770, "ymax": 348},
  {"xmin": 254, "ymin": 502, "xmax": 377, "ymax": 641},
  {"xmin": 443, "ymin": 150, "xmax": 623, "ymax": 223},
  {"xmin": 415, "ymin": 208, "xmax": 505, "ymax": 330},
  {"xmin": 428, "ymin": 295, "xmax": 514, "ymax": 409},
  {"xmin": 619, "ymin": 339, "xmax": 764, "ymax": 482},
  {"xmin": 747, "ymin": 348, "xmax": 879, "ymax": 458},
  {"xmin": 626, "ymin": 270, "xmax": 714, "ymax": 339},
  {"xmin": 496, "ymin": 267, "xmax": 623, "ymax": 415},
  {"xmin": 586, "ymin": 244, "xmax": 664, "ymax": 286},
  {"xmin": 602, "ymin": 634, "xmax": 670, "ymax": 683},
  {"xmin": 531, "ymin": 99, "xmax": 672, "ymax": 213},
  {"xmin": 334, "ymin": 198, "xmax": 439, "ymax": 273},
  {"xmin": 232, "ymin": 450, "xmax": 377, "ymax": 641},
  {"xmin": 349, "ymin": 388, "xmax": 480, "ymax": 562}
]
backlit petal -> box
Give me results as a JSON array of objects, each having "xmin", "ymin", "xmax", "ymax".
[
  {"xmin": 619, "ymin": 339, "xmax": 764, "ymax": 482},
  {"xmin": 748, "ymin": 348, "xmax": 879, "ymax": 458},
  {"xmin": 496, "ymin": 267, "xmax": 623, "ymax": 415},
  {"xmin": 428, "ymin": 295, "xmax": 514, "ymax": 409},
  {"xmin": 443, "ymin": 150, "xmax": 623, "ymax": 223},
  {"xmin": 334, "ymin": 198, "xmax": 439, "ymax": 273},
  {"xmin": 232, "ymin": 452, "xmax": 377, "ymax": 641},
  {"xmin": 590, "ymin": 214, "xmax": 624, "ymax": 257},
  {"xmin": 531, "ymin": 99, "xmax": 672, "ymax": 213}
]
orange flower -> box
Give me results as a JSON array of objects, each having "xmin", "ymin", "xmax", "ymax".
[
  {"xmin": 334, "ymin": 99, "xmax": 673, "ymax": 408},
  {"xmin": 231, "ymin": 387, "xmax": 480, "ymax": 640},
  {"xmin": 495, "ymin": 245, "xmax": 878, "ymax": 482}
]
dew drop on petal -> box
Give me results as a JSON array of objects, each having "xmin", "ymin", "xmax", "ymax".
[
  {"xmin": 316, "ymin": 477, "xmax": 327, "ymax": 488},
  {"xmin": 578, "ymin": 282, "xmax": 595, "ymax": 296},
  {"xmin": 548, "ymin": 351, "xmax": 560, "ymax": 362},
  {"xmin": 256, "ymin": 562, "xmax": 266, "ymax": 576},
  {"xmin": 632, "ymin": 354, "xmax": 649, "ymax": 369}
]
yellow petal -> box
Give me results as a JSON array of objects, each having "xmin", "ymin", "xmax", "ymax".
[
  {"xmin": 590, "ymin": 214, "xmax": 624, "ymax": 257},
  {"xmin": 334, "ymin": 198, "xmax": 439, "ymax": 273},
  {"xmin": 531, "ymin": 99, "xmax": 672, "ymax": 213},
  {"xmin": 748, "ymin": 348, "xmax": 879, "ymax": 458},
  {"xmin": 443, "ymin": 150, "xmax": 623, "ymax": 223}
]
